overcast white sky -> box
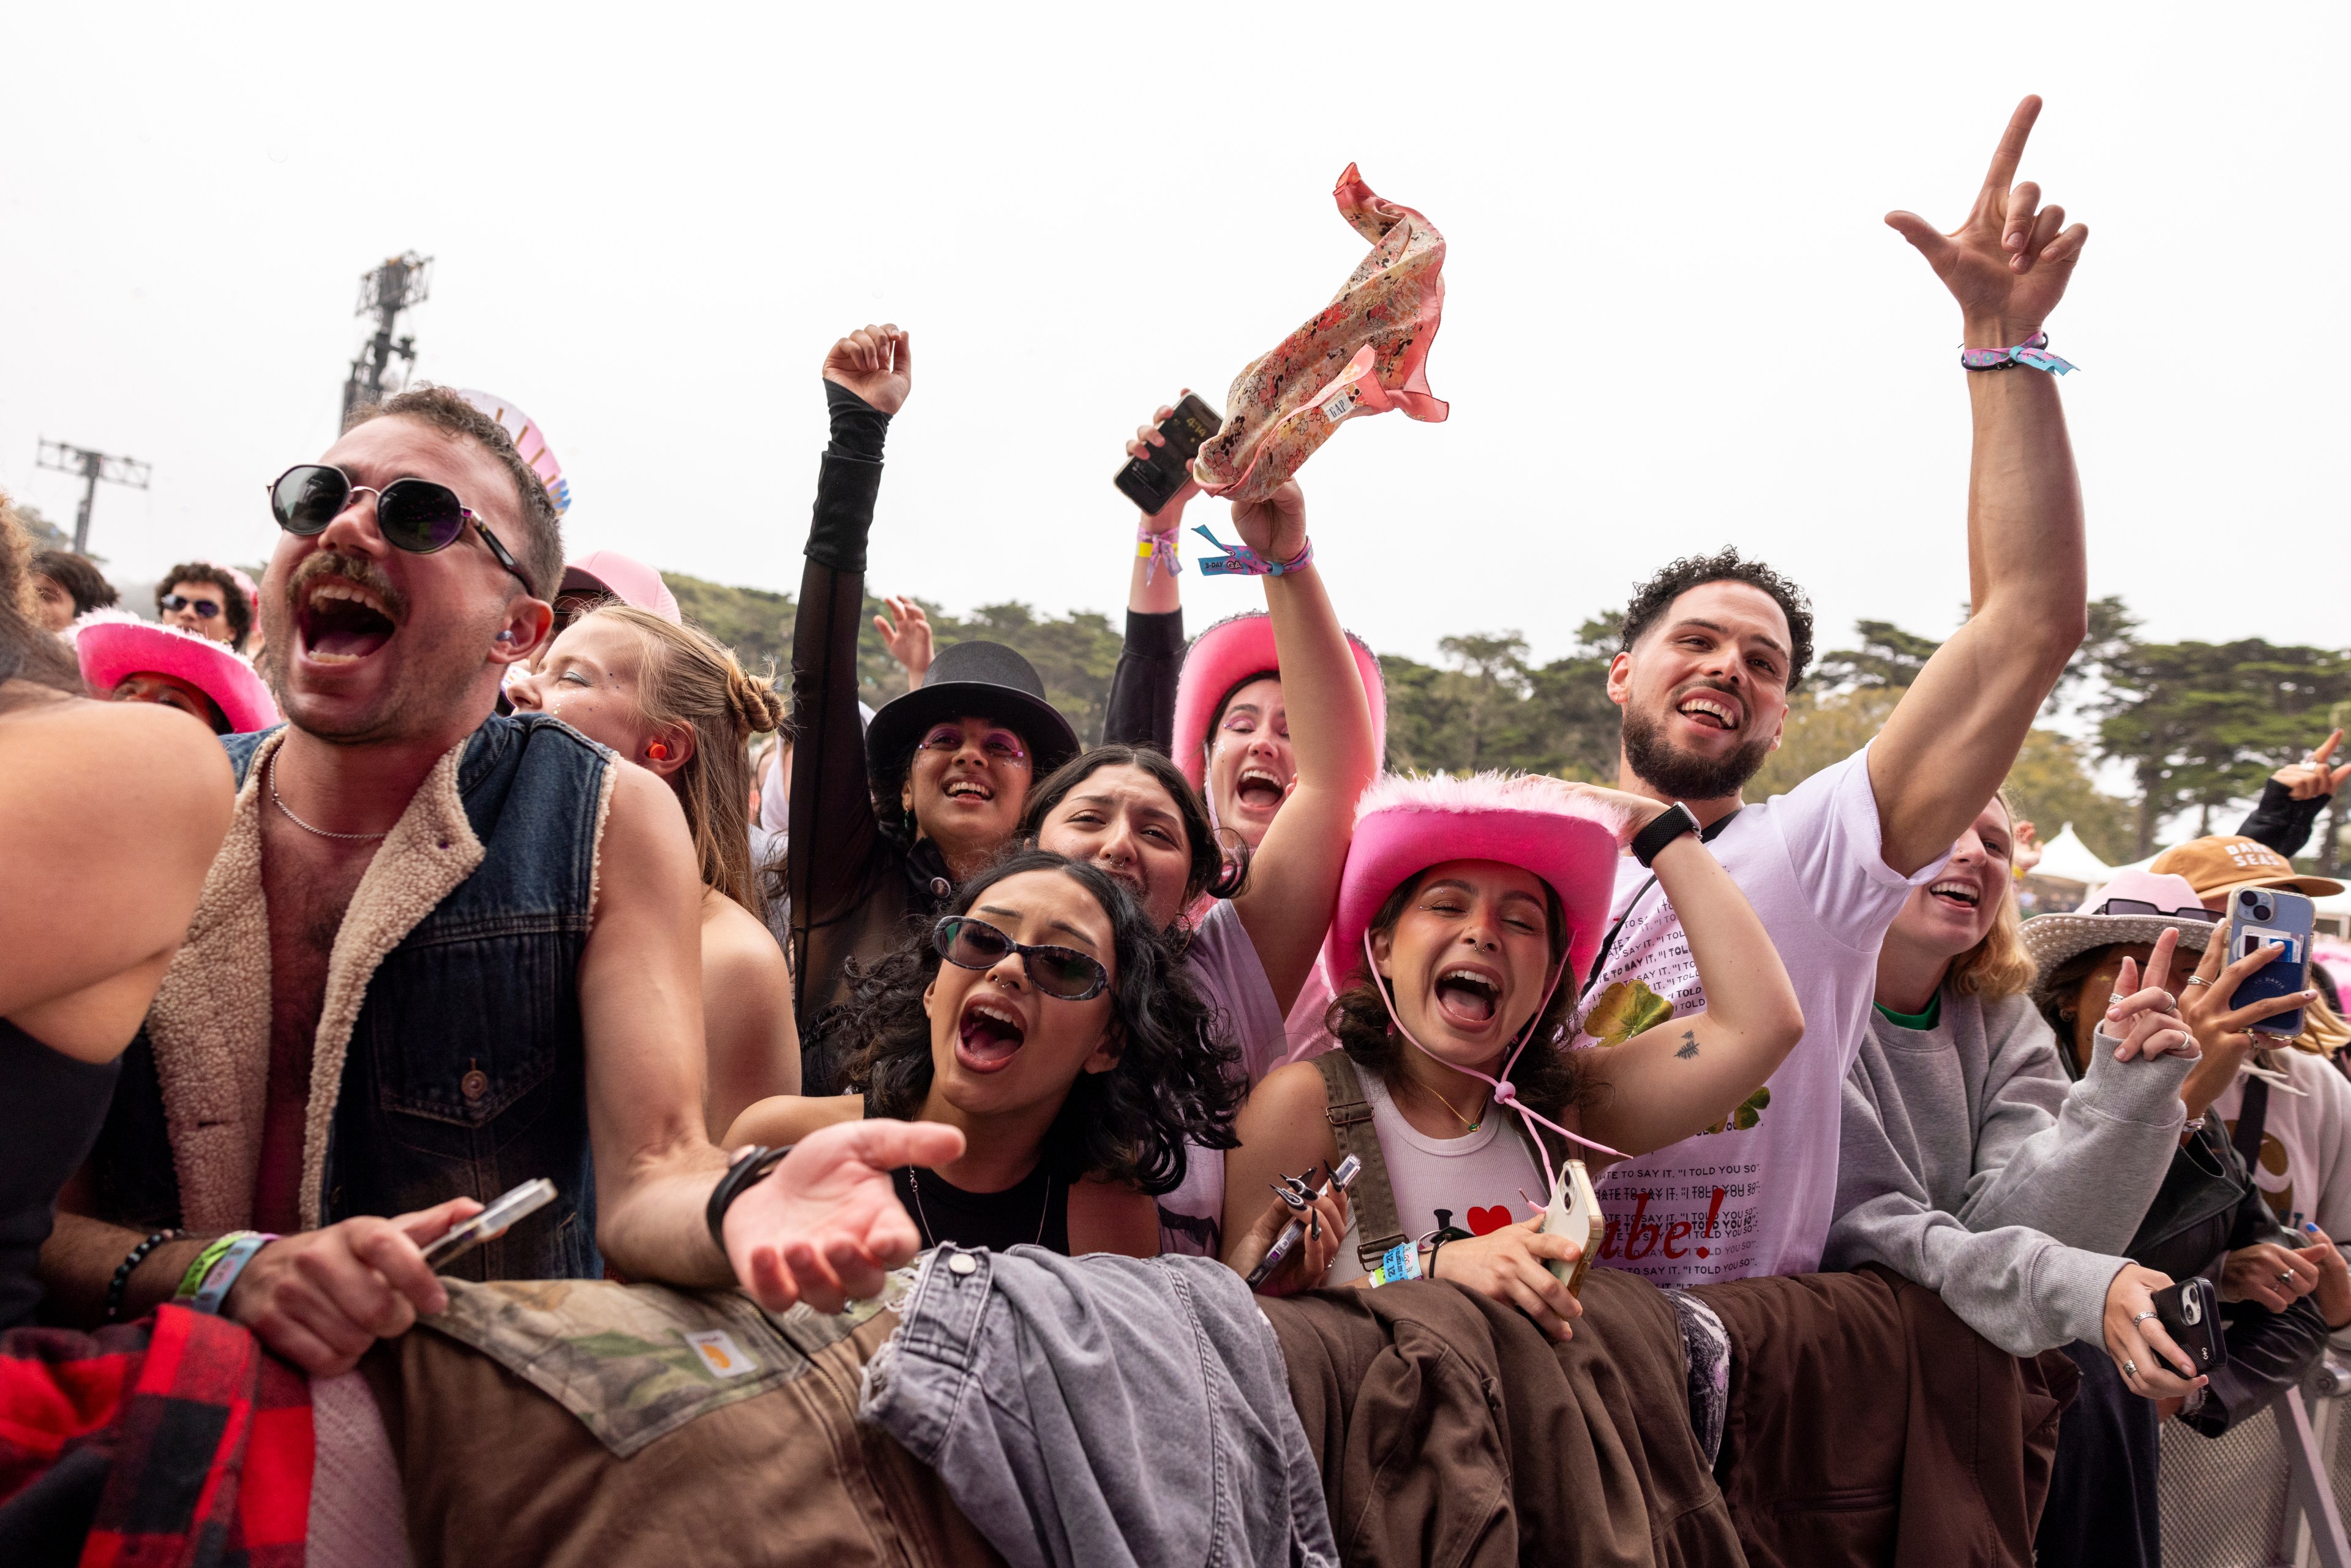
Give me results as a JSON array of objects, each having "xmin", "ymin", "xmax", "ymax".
[{"xmin": 4, "ymin": 5, "xmax": 2344, "ymax": 672}]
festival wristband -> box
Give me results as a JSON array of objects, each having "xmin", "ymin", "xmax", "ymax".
[
  {"xmin": 706, "ymin": 1144, "xmax": 794, "ymax": 1255},
  {"xmin": 1368, "ymin": 1239, "xmax": 1425, "ymax": 1288},
  {"xmin": 175, "ymin": 1231, "xmax": 276, "ymax": 1316},
  {"xmin": 1190, "ymin": 526, "xmax": 1313, "ymax": 578},
  {"xmin": 1136, "ymin": 528, "xmax": 1181, "ymax": 584},
  {"xmin": 1959, "ymin": 331, "xmax": 2075, "ymax": 375}
]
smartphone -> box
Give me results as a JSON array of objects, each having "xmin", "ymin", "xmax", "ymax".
[
  {"xmin": 421, "ymin": 1179, "xmax": 557, "ymax": 1270},
  {"xmin": 1539, "ymin": 1160, "xmax": 1604, "ymax": 1296},
  {"xmin": 2228, "ymin": 886, "xmax": 2317, "ymax": 1038},
  {"xmin": 2149, "ymin": 1275, "xmax": 2226, "ymax": 1378},
  {"xmin": 1113, "ymin": 394, "xmax": 1223, "ymax": 516}
]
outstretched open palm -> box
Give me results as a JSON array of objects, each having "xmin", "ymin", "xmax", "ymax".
[{"xmin": 1887, "ymin": 96, "xmax": 2088, "ymax": 341}]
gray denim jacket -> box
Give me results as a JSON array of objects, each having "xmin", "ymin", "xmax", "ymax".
[{"xmin": 860, "ymin": 1244, "xmax": 1337, "ymax": 1568}]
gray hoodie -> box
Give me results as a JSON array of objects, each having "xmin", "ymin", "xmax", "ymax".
[{"xmin": 1825, "ymin": 988, "xmax": 2192, "ymax": 1357}]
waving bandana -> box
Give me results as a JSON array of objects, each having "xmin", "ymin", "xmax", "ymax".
[{"xmin": 1191, "ymin": 165, "xmax": 1448, "ymax": 503}]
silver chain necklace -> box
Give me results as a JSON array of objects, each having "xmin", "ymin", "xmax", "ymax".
[
  {"xmin": 906, "ymin": 1165, "xmax": 1054, "ymax": 1250},
  {"xmin": 268, "ymin": 752, "xmax": 389, "ymax": 841}
]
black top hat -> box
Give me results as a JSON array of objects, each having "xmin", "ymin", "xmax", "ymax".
[{"xmin": 864, "ymin": 640, "xmax": 1082, "ymax": 800}]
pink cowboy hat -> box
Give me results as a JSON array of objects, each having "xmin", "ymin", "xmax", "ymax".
[
  {"xmin": 456, "ymin": 389, "xmax": 572, "ymax": 517},
  {"xmin": 70, "ymin": 610, "xmax": 280, "ymax": 734},
  {"xmin": 1171, "ymin": 611, "xmax": 1386, "ymax": 789},
  {"xmin": 560, "ymin": 550, "xmax": 680, "ymax": 625},
  {"xmin": 1323, "ymin": 771, "xmax": 1636, "ymax": 988}
]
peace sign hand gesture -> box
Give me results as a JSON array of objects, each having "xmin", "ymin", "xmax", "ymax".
[{"xmin": 1886, "ymin": 96, "xmax": 2089, "ymax": 343}]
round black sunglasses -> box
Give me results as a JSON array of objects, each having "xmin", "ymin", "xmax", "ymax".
[
  {"xmin": 268, "ymin": 464, "xmax": 533, "ymax": 596},
  {"xmin": 932, "ymin": 916, "xmax": 1110, "ymax": 1001}
]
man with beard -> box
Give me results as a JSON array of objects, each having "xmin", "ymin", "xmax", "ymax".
[
  {"xmin": 45, "ymin": 386, "xmax": 961, "ymax": 1373},
  {"xmin": 1568, "ymin": 97, "xmax": 2091, "ymax": 1288}
]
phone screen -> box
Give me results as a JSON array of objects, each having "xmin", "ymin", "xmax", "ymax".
[{"xmin": 1114, "ymin": 394, "xmax": 1224, "ymax": 516}]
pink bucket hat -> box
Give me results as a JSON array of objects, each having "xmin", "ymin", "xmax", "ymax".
[
  {"xmin": 1171, "ymin": 612, "xmax": 1386, "ymax": 789},
  {"xmin": 70, "ymin": 610, "xmax": 280, "ymax": 734},
  {"xmin": 560, "ymin": 550, "xmax": 680, "ymax": 625},
  {"xmin": 1324, "ymin": 772, "xmax": 1637, "ymax": 988}
]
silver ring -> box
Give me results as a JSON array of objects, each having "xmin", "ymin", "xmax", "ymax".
[
  {"xmin": 2109, "ymin": 992, "xmax": 2127, "ymax": 1005},
  {"xmin": 2282, "ymin": 1270, "xmax": 2298, "ymax": 1286},
  {"xmin": 2131, "ymin": 1310, "xmax": 2158, "ymax": 1325},
  {"xmin": 2186, "ymin": 975, "xmax": 2213, "ymax": 988},
  {"xmin": 2123, "ymin": 1359, "xmax": 2139, "ymax": 1379},
  {"xmin": 2158, "ymin": 990, "xmax": 2178, "ymax": 1013}
]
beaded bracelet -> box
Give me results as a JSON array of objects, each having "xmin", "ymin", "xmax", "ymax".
[
  {"xmin": 1191, "ymin": 527, "xmax": 1314, "ymax": 578},
  {"xmin": 1959, "ymin": 331, "xmax": 2075, "ymax": 375},
  {"xmin": 103, "ymin": 1228, "xmax": 184, "ymax": 1324}
]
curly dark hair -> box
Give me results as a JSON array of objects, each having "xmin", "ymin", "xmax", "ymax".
[
  {"xmin": 156, "ymin": 562, "xmax": 254, "ymax": 650},
  {"xmin": 840, "ymin": 849, "xmax": 1243, "ymax": 1195},
  {"xmin": 1324, "ymin": 866, "xmax": 1589, "ymax": 1165},
  {"xmin": 1018, "ymin": 745, "xmax": 1249, "ymax": 916},
  {"xmin": 1614, "ymin": 547, "xmax": 1816, "ymax": 688}
]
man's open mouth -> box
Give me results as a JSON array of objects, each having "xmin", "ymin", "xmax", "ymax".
[
  {"xmin": 1928, "ymin": 879, "xmax": 1982, "ymax": 910},
  {"xmin": 1433, "ymin": 965, "xmax": 1502, "ymax": 1027},
  {"xmin": 956, "ymin": 997, "xmax": 1027, "ymax": 1071},
  {"xmin": 1235, "ymin": 765, "xmax": 1287, "ymax": 811},
  {"xmin": 298, "ymin": 580, "xmax": 399, "ymax": 664},
  {"xmin": 1676, "ymin": 691, "xmax": 1741, "ymax": 732}
]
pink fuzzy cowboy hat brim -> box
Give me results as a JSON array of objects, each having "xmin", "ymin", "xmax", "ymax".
[
  {"xmin": 1324, "ymin": 771, "xmax": 1634, "ymax": 990},
  {"xmin": 1171, "ymin": 612, "xmax": 1386, "ymax": 789},
  {"xmin": 70, "ymin": 611, "xmax": 281, "ymax": 734}
]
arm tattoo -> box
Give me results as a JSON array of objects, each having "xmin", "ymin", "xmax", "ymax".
[{"xmin": 1675, "ymin": 1030, "xmax": 1700, "ymax": 1060}]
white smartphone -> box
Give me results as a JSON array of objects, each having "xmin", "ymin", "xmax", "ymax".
[{"xmin": 1540, "ymin": 1159, "xmax": 1603, "ymax": 1296}]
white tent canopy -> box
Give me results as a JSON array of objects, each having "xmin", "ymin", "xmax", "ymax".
[{"xmin": 2028, "ymin": 823, "xmax": 2115, "ymax": 887}]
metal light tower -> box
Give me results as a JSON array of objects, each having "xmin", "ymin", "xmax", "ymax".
[
  {"xmin": 339, "ymin": 251, "xmax": 434, "ymax": 427},
  {"xmin": 35, "ymin": 440, "xmax": 152, "ymax": 554}
]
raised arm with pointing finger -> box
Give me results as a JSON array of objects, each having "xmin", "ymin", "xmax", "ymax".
[{"xmin": 1869, "ymin": 95, "xmax": 2091, "ymax": 873}]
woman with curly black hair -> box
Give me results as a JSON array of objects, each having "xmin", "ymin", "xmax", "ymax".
[{"xmin": 724, "ymin": 850, "xmax": 1269, "ymax": 1256}]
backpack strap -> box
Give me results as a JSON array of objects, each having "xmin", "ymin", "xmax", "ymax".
[
  {"xmin": 2233, "ymin": 1070, "xmax": 2272, "ymax": 1177},
  {"xmin": 1310, "ymin": 1052, "xmax": 1410, "ymax": 1274}
]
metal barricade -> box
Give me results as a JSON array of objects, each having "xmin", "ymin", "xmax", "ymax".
[{"xmin": 2158, "ymin": 1351, "xmax": 2351, "ymax": 1567}]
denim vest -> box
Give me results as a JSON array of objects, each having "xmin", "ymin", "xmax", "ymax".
[{"xmin": 224, "ymin": 713, "xmax": 612, "ymax": 1280}]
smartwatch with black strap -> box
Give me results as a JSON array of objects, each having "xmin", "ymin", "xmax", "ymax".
[{"xmin": 1630, "ymin": 801, "xmax": 1702, "ymax": 868}]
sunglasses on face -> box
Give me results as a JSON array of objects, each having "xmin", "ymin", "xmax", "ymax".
[
  {"xmin": 933, "ymin": 916, "xmax": 1109, "ymax": 1001},
  {"xmin": 160, "ymin": 593, "xmax": 223, "ymax": 619},
  {"xmin": 2094, "ymin": 898, "xmax": 2222, "ymax": 924},
  {"xmin": 268, "ymin": 464, "xmax": 533, "ymax": 596}
]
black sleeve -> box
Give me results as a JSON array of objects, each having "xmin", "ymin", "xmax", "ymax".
[
  {"xmin": 786, "ymin": 384, "xmax": 890, "ymax": 1026},
  {"xmin": 2188, "ymin": 1295, "xmax": 2328, "ymax": 1436},
  {"xmin": 1103, "ymin": 608, "xmax": 1185, "ymax": 753},
  {"xmin": 2235, "ymin": 779, "xmax": 2330, "ymax": 860}
]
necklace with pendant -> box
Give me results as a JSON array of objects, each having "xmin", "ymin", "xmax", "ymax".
[{"xmin": 906, "ymin": 1165, "xmax": 1053, "ymax": 1250}]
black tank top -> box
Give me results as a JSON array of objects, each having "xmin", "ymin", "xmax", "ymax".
[
  {"xmin": 0, "ymin": 1017, "xmax": 123, "ymax": 1330},
  {"xmin": 891, "ymin": 1160, "xmax": 1072, "ymax": 1256}
]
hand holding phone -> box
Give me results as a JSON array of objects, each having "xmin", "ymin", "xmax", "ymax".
[
  {"xmin": 420, "ymin": 1179, "xmax": 557, "ymax": 1270},
  {"xmin": 1115, "ymin": 394, "xmax": 1223, "ymax": 519},
  {"xmin": 2150, "ymin": 1275, "xmax": 2227, "ymax": 1378},
  {"xmin": 2227, "ymin": 887, "xmax": 2317, "ymax": 1038}
]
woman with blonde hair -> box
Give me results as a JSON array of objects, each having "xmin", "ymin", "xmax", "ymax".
[{"xmin": 509, "ymin": 604, "xmax": 800, "ymax": 1134}]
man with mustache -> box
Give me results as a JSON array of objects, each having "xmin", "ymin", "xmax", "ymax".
[
  {"xmin": 45, "ymin": 386, "xmax": 958, "ymax": 1373},
  {"xmin": 1569, "ymin": 97, "xmax": 2091, "ymax": 1289}
]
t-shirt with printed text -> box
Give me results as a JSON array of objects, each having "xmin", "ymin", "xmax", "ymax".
[{"xmin": 1567, "ymin": 744, "xmax": 1951, "ymax": 1284}]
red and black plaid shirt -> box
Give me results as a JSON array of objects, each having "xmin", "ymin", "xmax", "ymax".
[{"xmin": 1, "ymin": 1304, "xmax": 310, "ymax": 1566}]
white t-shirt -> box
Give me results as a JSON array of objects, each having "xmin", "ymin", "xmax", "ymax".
[
  {"xmin": 1566, "ymin": 745, "xmax": 1949, "ymax": 1284},
  {"xmin": 1324, "ymin": 1071, "xmax": 1546, "ymax": 1286},
  {"xmin": 2213, "ymin": 1049, "xmax": 2351, "ymax": 1238},
  {"xmin": 1157, "ymin": 899, "xmax": 1287, "ymax": 1257}
]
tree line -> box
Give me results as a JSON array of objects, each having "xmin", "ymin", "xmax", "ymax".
[{"xmin": 664, "ymin": 575, "xmax": 2351, "ymax": 872}]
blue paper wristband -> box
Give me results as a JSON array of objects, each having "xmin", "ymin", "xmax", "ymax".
[{"xmin": 185, "ymin": 1231, "xmax": 276, "ymax": 1316}]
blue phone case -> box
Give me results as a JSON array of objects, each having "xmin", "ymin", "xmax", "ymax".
[{"xmin": 2227, "ymin": 887, "xmax": 2315, "ymax": 1038}]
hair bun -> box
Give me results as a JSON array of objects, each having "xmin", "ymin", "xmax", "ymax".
[{"xmin": 726, "ymin": 664, "xmax": 786, "ymax": 736}]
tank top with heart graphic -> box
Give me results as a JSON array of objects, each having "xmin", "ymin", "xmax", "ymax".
[{"xmin": 1324, "ymin": 1069, "xmax": 1547, "ymax": 1286}]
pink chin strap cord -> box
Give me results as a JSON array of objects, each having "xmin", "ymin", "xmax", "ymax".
[{"xmin": 1364, "ymin": 930, "xmax": 1625, "ymax": 1211}]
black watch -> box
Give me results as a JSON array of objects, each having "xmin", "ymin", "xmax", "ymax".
[
  {"xmin": 1630, "ymin": 802, "xmax": 1702, "ymax": 868},
  {"xmin": 706, "ymin": 1144, "xmax": 793, "ymax": 1254}
]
